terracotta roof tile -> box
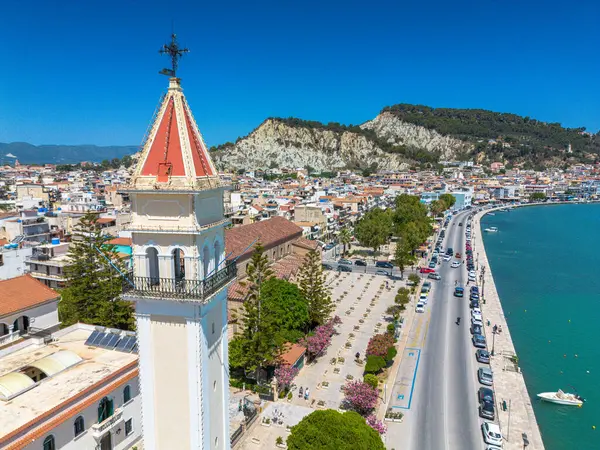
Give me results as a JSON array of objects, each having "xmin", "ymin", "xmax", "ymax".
[
  {"xmin": 107, "ymin": 237, "xmax": 132, "ymax": 246},
  {"xmin": 225, "ymin": 216, "xmax": 302, "ymax": 262},
  {"xmin": 0, "ymin": 275, "xmax": 59, "ymax": 318},
  {"xmin": 293, "ymin": 238, "xmax": 319, "ymax": 251},
  {"xmin": 279, "ymin": 343, "xmax": 305, "ymax": 366}
]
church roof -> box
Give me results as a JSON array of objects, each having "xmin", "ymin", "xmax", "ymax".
[{"xmin": 128, "ymin": 77, "xmax": 219, "ymax": 191}]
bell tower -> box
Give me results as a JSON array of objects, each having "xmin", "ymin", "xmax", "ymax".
[{"xmin": 122, "ymin": 35, "xmax": 236, "ymax": 450}]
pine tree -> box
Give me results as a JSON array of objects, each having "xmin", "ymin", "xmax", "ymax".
[
  {"xmin": 237, "ymin": 243, "xmax": 279, "ymax": 383},
  {"xmin": 60, "ymin": 212, "xmax": 134, "ymax": 330},
  {"xmin": 298, "ymin": 249, "xmax": 333, "ymax": 328}
]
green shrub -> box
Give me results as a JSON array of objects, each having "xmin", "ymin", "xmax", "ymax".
[
  {"xmin": 363, "ymin": 374, "xmax": 378, "ymax": 389},
  {"xmin": 386, "ymin": 347, "xmax": 398, "ymax": 363},
  {"xmin": 364, "ymin": 355, "xmax": 386, "ymax": 374},
  {"xmin": 386, "ymin": 323, "xmax": 395, "ymax": 335}
]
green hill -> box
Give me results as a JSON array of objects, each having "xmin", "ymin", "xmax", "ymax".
[{"xmin": 382, "ymin": 104, "xmax": 600, "ymax": 166}]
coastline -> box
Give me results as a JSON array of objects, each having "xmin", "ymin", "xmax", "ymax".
[{"xmin": 473, "ymin": 207, "xmax": 545, "ymax": 450}]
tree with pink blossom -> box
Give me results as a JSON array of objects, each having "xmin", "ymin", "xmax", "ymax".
[
  {"xmin": 298, "ymin": 317, "xmax": 340, "ymax": 360},
  {"xmin": 366, "ymin": 415, "xmax": 387, "ymax": 434},
  {"xmin": 342, "ymin": 380, "xmax": 379, "ymax": 416},
  {"xmin": 274, "ymin": 365, "xmax": 299, "ymax": 391}
]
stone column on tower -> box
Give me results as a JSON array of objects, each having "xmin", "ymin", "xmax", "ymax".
[{"xmin": 122, "ymin": 75, "xmax": 235, "ymax": 450}]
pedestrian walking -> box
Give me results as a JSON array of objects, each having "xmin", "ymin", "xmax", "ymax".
[
  {"xmin": 298, "ymin": 386, "xmax": 303, "ymax": 398},
  {"xmin": 304, "ymin": 388, "xmax": 310, "ymax": 400}
]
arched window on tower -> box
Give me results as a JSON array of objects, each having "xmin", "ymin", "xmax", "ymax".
[
  {"xmin": 172, "ymin": 248, "xmax": 185, "ymax": 281},
  {"xmin": 146, "ymin": 248, "xmax": 160, "ymax": 285},
  {"xmin": 214, "ymin": 241, "xmax": 222, "ymax": 273},
  {"xmin": 203, "ymin": 246, "xmax": 210, "ymax": 279}
]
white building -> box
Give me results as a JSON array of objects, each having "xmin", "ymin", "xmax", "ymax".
[
  {"xmin": 121, "ymin": 72, "xmax": 236, "ymax": 450},
  {"xmin": 0, "ymin": 323, "xmax": 141, "ymax": 450},
  {"xmin": 0, "ymin": 274, "xmax": 60, "ymax": 347}
]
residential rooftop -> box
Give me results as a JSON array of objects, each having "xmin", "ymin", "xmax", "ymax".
[{"xmin": 0, "ymin": 324, "xmax": 138, "ymax": 439}]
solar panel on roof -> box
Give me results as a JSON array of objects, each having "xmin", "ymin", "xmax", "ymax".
[
  {"xmin": 115, "ymin": 336, "xmax": 129, "ymax": 351},
  {"xmin": 85, "ymin": 330, "xmax": 101, "ymax": 346},
  {"xmin": 106, "ymin": 333, "xmax": 121, "ymax": 349},
  {"xmin": 124, "ymin": 337, "xmax": 137, "ymax": 352},
  {"xmin": 91, "ymin": 331, "xmax": 107, "ymax": 345},
  {"xmin": 98, "ymin": 333, "xmax": 116, "ymax": 349}
]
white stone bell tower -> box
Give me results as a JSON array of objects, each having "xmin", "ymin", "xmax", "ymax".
[{"xmin": 122, "ymin": 38, "xmax": 235, "ymax": 450}]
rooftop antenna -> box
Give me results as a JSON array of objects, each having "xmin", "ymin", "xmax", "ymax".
[{"xmin": 158, "ymin": 32, "xmax": 189, "ymax": 77}]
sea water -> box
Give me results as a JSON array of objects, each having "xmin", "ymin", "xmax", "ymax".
[{"xmin": 482, "ymin": 204, "xmax": 600, "ymax": 450}]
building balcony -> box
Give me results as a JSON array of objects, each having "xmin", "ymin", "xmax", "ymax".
[
  {"xmin": 123, "ymin": 262, "xmax": 237, "ymax": 302},
  {"xmin": 91, "ymin": 408, "xmax": 123, "ymax": 440}
]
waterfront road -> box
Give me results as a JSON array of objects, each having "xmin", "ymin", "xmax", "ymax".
[{"xmin": 390, "ymin": 210, "xmax": 482, "ymax": 450}]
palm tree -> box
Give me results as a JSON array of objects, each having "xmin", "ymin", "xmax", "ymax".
[{"xmin": 339, "ymin": 227, "xmax": 352, "ymax": 256}]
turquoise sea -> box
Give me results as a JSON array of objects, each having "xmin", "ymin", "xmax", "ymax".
[{"xmin": 481, "ymin": 204, "xmax": 600, "ymax": 450}]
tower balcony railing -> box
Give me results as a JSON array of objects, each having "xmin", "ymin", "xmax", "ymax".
[{"xmin": 123, "ymin": 262, "xmax": 237, "ymax": 301}]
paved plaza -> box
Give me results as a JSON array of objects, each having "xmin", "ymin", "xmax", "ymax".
[{"xmin": 238, "ymin": 270, "xmax": 414, "ymax": 448}]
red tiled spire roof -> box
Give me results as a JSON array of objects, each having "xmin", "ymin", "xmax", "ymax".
[{"xmin": 129, "ymin": 77, "xmax": 219, "ymax": 190}]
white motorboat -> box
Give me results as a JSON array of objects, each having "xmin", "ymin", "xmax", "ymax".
[
  {"xmin": 484, "ymin": 227, "xmax": 498, "ymax": 233},
  {"xmin": 537, "ymin": 389, "xmax": 585, "ymax": 406}
]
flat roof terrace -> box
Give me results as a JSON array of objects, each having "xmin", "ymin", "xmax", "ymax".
[{"xmin": 0, "ymin": 324, "xmax": 138, "ymax": 439}]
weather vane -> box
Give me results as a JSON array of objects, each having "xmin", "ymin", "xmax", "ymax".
[{"xmin": 159, "ymin": 33, "xmax": 189, "ymax": 77}]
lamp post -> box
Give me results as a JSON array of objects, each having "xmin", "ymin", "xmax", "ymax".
[{"xmin": 491, "ymin": 326, "xmax": 496, "ymax": 356}]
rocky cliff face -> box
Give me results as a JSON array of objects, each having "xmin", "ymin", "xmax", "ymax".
[
  {"xmin": 213, "ymin": 113, "xmax": 472, "ymax": 172},
  {"xmin": 360, "ymin": 112, "xmax": 472, "ymax": 160},
  {"xmin": 213, "ymin": 119, "xmax": 409, "ymax": 172}
]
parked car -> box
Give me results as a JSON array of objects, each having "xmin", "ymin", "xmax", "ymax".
[
  {"xmin": 428, "ymin": 261, "xmax": 437, "ymax": 269},
  {"xmin": 338, "ymin": 265, "xmax": 352, "ymax": 273},
  {"xmin": 481, "ymin": 422, "xmax": 503, "ymax": 446},
  {"xmin": 471, "ymin": 317, "xmax": 484, "ymax": 328},
  {"xmin": 338, "ymin": 259, "xmax": 353, "ymax": 265},
  {"xmin": 471, "ymin": 286, "xmax": 480, "ymax": 294},
  {"xmin": 451, "ymin": 261, "xmax": 461, "ymax": 268},
  {"xmin": 471, "ymin": 324, "xmax": 482, "ymax": 335},
  {"xmin": 419, "ymin": 293, "xmax": 428, "ymax": 304},
  {"xmin": 479, "ymin": 400, "xmax": 495, "ymax": 420},
  {"xmin": 478, "ymin": 387, "xmax": 494, "ymax": 404},
  {"xmin": 472, "ymin": 334, "xmax": 487, "ymax": 349},
  {"xmin": 470, "ymin": 301, "xmax": 480, "ymax": 310},
  {"xmin": 478, "ymin": 367, "xmax": 494, "ymax": 386},
  {"xmin": 428, "ymin": 272, "xmax": 441, "ymax": 280},
  {"xmin": 324, "ymin": 243, "xmax": 335, "ymax": 250},
  {"xmin": 375, "ymin": 261, "xmax": 394, "ymax": 269},
  {"xmin": 354, "ymin": 259, "xmax": 367, "ymax": 266},
  {"xmin": 415, "ymin": 302, "xmax": 425, "ymax": 313},
  {"xmin": 322, "ymin": 263, "xmax": 334, "ymax": 270},
  {"xmin": 375, "ymin": 269, "xmax": 390, "ymax": 276},
  {"xmin": 420, "ymin": 267, "xmax": 436, "ymax": 274},
  {"xmin": 421, "ymin": 281, "xmax": 432, "ymax": 293}
]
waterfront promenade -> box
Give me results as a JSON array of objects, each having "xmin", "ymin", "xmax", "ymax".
[{"xmin": 473, "ymin": 209, "xmax": 545, "ymax": 450}]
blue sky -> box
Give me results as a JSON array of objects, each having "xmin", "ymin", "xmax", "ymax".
[{"xmin": 1, "ymin": 0, "xmax": 598, "ymax": 147}]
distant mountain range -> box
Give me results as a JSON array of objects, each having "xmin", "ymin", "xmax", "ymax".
[{"xmin": 0, "ymin": 142, "xmax": 138, "ymax": 165}]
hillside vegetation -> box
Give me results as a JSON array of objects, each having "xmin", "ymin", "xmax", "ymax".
[{"xmin": 383, "ymin": 104, "xmax": 600, "ymax": 166}]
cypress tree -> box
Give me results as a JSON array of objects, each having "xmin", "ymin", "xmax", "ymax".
[
  {"xmin": 237, "ymin": 243, "xmax": 279, "ymax": 383},
  {"xmin": 60, "ymin": 212, "xmax": 134, "ymax": 330},
  {"xmin": 298, "ymin": 249, "xmax": 333, "ymax": 328}
]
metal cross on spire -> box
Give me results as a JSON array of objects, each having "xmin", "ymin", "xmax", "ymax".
[{"xmin": 159, "ymin": 33, "xmax": 189, "ymax": 77}]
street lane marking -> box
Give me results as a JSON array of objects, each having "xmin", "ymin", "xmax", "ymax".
[{"xmin": 392, "ymin": 348, "xmax": 421, "ymax": 410}]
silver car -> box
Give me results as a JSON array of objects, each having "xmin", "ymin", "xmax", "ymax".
[{"xmin": 478, "ymin": 367, "xmax": 493, "ymax": 386}]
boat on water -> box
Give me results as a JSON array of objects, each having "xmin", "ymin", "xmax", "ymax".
[
  {"xmin": 484, "ymin": 227, "xmax": 498, "ymax": 233},
  {"xmin": 537, "ymin": 389, "xmax": 585, "ymax": 406},
  {"xmin": 487, "ymin": 212, "xmax": 496, "ymax": 216}
]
